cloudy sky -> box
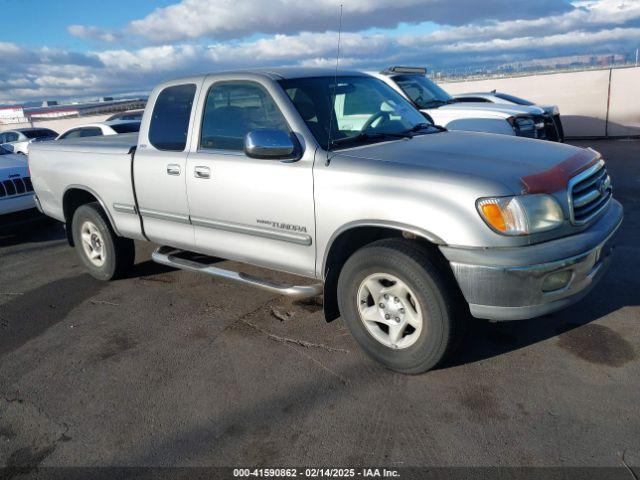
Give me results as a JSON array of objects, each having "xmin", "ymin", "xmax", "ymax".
[{"xmin": 1, "ymin": 0, "xmax": 639, "ymax": 103}]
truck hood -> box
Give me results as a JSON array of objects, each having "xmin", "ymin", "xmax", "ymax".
[
  {"xmin": 432, "ymin": 102, "xmax": 545, "ymax": 118},
  {"xmin": 336, "ymin": 130, "xmax": 587, "ymax": 193},
  {"xmin": 0, "ymin": 153, "xmax": 29, "ymax": 178}
]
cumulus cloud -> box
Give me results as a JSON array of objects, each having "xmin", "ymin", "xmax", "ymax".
[
  {"xmin": 69, "ymin": 0, "xmax": 574, "ymax": 43},
  {"xmin": 436, "ymin": 27, "xmax": 640, "ymax": 53},
  {"xmin": 412, "ymin": 0, "xmax": 640, "ymax": 44},
  {"xmin": 67, "ymin": 25, "xmax": 121, "ymax": 43}
]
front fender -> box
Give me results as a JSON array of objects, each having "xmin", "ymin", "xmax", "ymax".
[
  {"xmin": 313, "ymin": 152, "xmax": 515, "ymax": 277},
  {"xmin": 321, "ymin": 219, "xmax": 445, "ymax": 274}
]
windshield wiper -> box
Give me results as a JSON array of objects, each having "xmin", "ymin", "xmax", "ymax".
[
  {"xmin": 407, "ymin": 123, "xmax": 434, "ymax": 133},
  {"xmin": 329, "ymin": 131, "xmax": 411, "ymax": 148},
  {"xmin": 404, "ymin": 123, "xmax": 447, "ymax": 135}
]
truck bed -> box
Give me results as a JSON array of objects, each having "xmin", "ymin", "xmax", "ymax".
[{"xmin": 28, "ymin": 133, "xmax": 144, "ymax": 240}]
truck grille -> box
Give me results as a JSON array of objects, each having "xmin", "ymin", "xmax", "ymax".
[
  {"xmin": 568, "ymin": 161, "xmax": 612, "ymax": 225},
  {"xmin": 0, "ymin": 176, "xmax": 34, "ymax": 199}
]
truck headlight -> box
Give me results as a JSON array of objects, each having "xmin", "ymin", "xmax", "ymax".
[{"xmin": 477, "ymin": 194, "xmax": 564, "ymax": 235}]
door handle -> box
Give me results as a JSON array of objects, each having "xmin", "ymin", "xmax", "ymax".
[
  {"xmin": 166, "ymin": 164, "xmax": 181, "ymax": 176},
  {"xmin": 194, "ymin": 166, "xmax": 211, "ymax": 179}
]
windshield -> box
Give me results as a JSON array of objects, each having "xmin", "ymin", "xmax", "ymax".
[
  {"xmin": 392, "ymin": 74, "xmax": 453, "ymax": 109},
  {"xmin": 280, "ymin": 75, "xmax": 434, "ymax": 150}
]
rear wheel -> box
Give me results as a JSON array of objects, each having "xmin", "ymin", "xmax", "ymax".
[
  {"xmin": 337, "ymin": 238, "xmax": 462, "ymax": 374},
  {"xmin": 71, "ymin": 203, "xmax": 134, "ymax": 280}
]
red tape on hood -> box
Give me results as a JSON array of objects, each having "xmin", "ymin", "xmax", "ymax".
[{"xmin": 521, "ymin": 149, "xmax": 600, "ymax": 194}]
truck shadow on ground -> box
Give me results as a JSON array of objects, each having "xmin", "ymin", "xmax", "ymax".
[
  {"xmin": 0, "ymin": 273, "xmax": 105, "ymax": 359},
  {"xmin": 121, "ymin": 357, "xmax": 392, "ymax": 466},
  {"xmin": 122, "ymin": 259, "xmax": 177, "ymax": 280},
  {"xmin": 0, "ymin": 217, "xmax": 64, "ymax": 249}
]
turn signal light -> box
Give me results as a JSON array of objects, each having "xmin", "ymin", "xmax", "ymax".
[{"xmin": 479, "ymin": 203, "xmax": 507, "ymax": 232}]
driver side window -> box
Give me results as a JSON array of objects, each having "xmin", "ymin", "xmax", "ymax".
[{"xmin": 200, "ymin": 81, "xmax": 289, "ymax": 151}]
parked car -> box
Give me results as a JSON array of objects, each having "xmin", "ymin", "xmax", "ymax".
[
  {"xmin": 106, "ymin": 109, "xmax": 145, "ymax": 122},
  {"xmin": 369, "ymin": 67, "xmax": 563, "ymax": 142},
  {"xmin": 56, "ymin": 120, "xmax": 141, "ymax": 140},
  {"xmin": 29, "ymin": 69, "xmax": 621, "ymax": 373},
  {"xmin": 0, "ymin": 128, "xmax": 58, "ymax": 155},
  {"xmin": 452, "ymin": 90, "xmax": 564, "ymax": 142},
  {"xmin": 0, "ymin": 144, "xmax": 36, "ymax": 219}
]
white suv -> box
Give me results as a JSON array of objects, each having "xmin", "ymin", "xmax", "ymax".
[
  {"xmin": 0, "ymin": 145, "xmax": 35, "ymax": 218},
  {"xmin": 368, "ymin": 67, "xmax": 561, "ymax": 142}
]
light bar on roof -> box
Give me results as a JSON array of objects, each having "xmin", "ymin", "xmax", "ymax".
[{"xmin": 386, "ymin": 66, "xmax": 427, "ymax": 75}]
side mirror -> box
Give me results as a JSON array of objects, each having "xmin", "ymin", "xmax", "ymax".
[{"xmin": 244, "ymin": 129, "xmax": 300, "ymax": 160}]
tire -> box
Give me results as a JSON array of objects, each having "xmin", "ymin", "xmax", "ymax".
[
  {"xmin": 337, "ymin": 238, "xmax": 462, "ymax": 374},
  {"xmin": 71, "ymin": 202, "xmax": 135, "ymax": 281}
]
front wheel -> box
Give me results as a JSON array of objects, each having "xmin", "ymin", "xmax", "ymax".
[
  {"xmin": 71, "ymin": 203, "xmax": 135, "ymax": 281},
  {"xmin": 337, "ymin": 239, "xmax": 462, "ymax": 374}
]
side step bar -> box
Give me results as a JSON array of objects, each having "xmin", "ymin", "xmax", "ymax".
[{"xmin": 151, "ymin": 246, "xmax": 323, "ymax": 299}]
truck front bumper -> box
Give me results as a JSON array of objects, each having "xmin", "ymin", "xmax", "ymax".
[{"xmin": 439, "ymin": 200, "xmax": 623, "ymax": 321}]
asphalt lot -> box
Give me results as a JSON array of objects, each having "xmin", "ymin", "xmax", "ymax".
[{"xmin": 0, "ymin": 140, "xmax": 638, "ymax": 472}]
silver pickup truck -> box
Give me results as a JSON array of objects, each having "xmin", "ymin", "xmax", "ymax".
[{"xmin": 30, "ymin": 68, "xmax": 622, "ymax": 373}]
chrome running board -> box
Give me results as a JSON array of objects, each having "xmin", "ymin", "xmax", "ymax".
[{"xmin": 151, "ymin": 246, "xmax": 323, "ymax": 299}]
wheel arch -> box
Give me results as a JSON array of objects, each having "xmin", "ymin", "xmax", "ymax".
[
  {"xmin": 62, "ymin": 185, "xmax": 119, "ymax": 246},
  {"xmin": 321, "ymin": 221, "xmax": 446, "ymax": 323}
]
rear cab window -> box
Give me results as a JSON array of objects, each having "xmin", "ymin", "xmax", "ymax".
[
  {"xmin": 149, "ymin": 84, "xmax": 197, "ymax": 151},
  {"xmin": 80, "ymin": 128, "xmax": 102, "ymax": 138},
  {"xmin": 22, "ymin": 129, "xmax": 57, "ymax": 139},
  {"xmin": 111, "ymin": 122, "xmax": 141, "ymax": 134}
]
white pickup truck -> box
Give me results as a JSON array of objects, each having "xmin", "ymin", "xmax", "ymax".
[
  {"xmin": 29, "ymin": 68, "xmax": 621, "ymax": 373},
  {"xmin": 369, "ymin": 67, "xmax": 562, "ymax": 141}
]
